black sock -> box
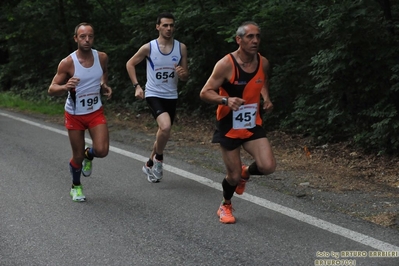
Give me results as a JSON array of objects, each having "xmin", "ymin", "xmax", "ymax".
[
  {"xmin": 69, "ymin": 162, "xmax": 81, "ymax": 186},
  {"xmin": 248, "ymin": 162, "xmax": 263, "ymax": 175},
  {"xmin": 147, "ymin": 159, "xmax": 154, "ymax": 167},
  {"xmin": 222, "ymin": 178, "xmax": 236, "ymax": 201},
  {"xmin": 155, "ymin": 153, "xmax": 163, "ymax": 161}
]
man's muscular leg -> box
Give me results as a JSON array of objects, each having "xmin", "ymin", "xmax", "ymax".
[
  {"xmin": 243, "ymin": 137, "xmax": 276, "ymax": 176},
  {"xmin": 153, "ymin": 112, "xmax": 172, "ymax": 160},
  {"xmin": 221, "ymin": 147, "xmax": 242, "ymax": 203},
  {"xmin": 88, "ymin": 124, "xmax": 109, "ymax": 158}
]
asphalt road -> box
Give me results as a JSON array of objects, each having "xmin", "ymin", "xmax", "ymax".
[{"xmin": 1, "ymin": 109, "xmax": 399, "ymax": 266}]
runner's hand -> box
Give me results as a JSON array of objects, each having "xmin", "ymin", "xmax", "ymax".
[
  {"xmin": 263, "ymin": 99, "xmax": 273, "ymax": 113},
  {"xmin": 228, "ymin": 97, "xmax": 245, "ymax": 111},
  {"xmin": 135, "ymin": 86, "xmax": 144, "ymax": 100},
  {"xmin": 66, "ymin": 77, "xmax": 80, "ymax": 91},
  {"xmin": 101, "ymin": 84, "xmax": 112, "ymax": 100},
  {"xmin": 175, "ymin": 64, "xmax": 187, "ymax": 80}
]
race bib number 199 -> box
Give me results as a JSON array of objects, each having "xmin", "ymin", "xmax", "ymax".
[
  {"xmin": 76, "ymin": 92, "xmax": 101, "ymax": 113},
  {"xmin": 232, "ymin": 103, "xmax": 257, "ymax": 129}
]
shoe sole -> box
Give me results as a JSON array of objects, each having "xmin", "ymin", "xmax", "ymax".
[
  {"xmin": 82, "ymin": 172, "xmax": 91, "ymax": 177},
  {"xmin": 153, "ymin": 171, "xmax": 163, "ymax": 181},
  {"xmin": 72, "ymin": 197, "xmax": 86, "ymax": 202},
  {"xmin": 70, "ymin": 193, "xmax": 86, "ymax": 202},
  {"xmin": 142, "ymin": 166, "xmax": 159, "ymax": 183},
  {"xmin": 220, "ymin": 219, "xmax": 235, "ymax": 224}
]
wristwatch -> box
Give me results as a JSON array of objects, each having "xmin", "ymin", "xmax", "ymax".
[
  {"xmin": 133, "ymin": 83, "xmax": 140, "ymax": 89},
  {"xmin": 221, "ymin": 97, "xmax": 228, "ymax": 106}
]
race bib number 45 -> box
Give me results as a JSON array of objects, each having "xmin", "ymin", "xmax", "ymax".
[{"xmin": 232, "ymin": 103, "xmax": 257, "ymax": 129}]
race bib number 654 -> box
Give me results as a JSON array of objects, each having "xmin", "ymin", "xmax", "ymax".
[{"xmin": 154, "ymin": 66, "xmax": 175, "ymax": 85}]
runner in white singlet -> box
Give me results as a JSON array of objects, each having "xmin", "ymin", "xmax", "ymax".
[
  {"xmin": 126, "ymin": 12, "xmax": 189, "ymax": 183},
  {"xmin": 48, "ymin": 23, "xmax": 112, "ymax": 202}
]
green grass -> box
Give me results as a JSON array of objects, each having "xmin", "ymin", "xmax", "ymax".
[{"xmin": 0, "ymin": 92, "xmax": 64, "ymax": 116}]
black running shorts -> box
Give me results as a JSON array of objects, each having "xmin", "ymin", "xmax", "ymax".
[
  {"xmin": 212, "ymin": 125, "xmax": 267, "ymax": 150},
  {"xmin": 145, "ymin": 97, "xmax": 178, "ymax": 124}
]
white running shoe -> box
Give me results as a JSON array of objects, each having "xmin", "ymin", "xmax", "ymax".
[
  {"xmin": 142, "ymin": 164, "xmax": 158, "ymax": 183},
  {"xmin": 70, "ymin": 185, "xmax": 86, "ymax": 202},
  {"xmin": 152, "ymin": 156, "xmax": 163, "ymax": 180}
]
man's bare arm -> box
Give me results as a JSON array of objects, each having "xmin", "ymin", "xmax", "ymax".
[
  {"xmin": 99, "ymin": 52, "xmax": 112, "ymax": 100},
  {"xmin": 200, "ymin": 56, "xmax": 245, "ymax": 111},
  {"xmin": 126, "ymin": 43, "xmax": 150, "ymax": 99},
  {"xmin": 261, "ymin": 56, "xmax": 273, "ymax": 112},
  {"xmin": 48, "ymin": 57, "xmax": 78, "ymax": 96},
  {"xmin": 176, "ymin": 43, "xmax": 189, "ymax": 81}
]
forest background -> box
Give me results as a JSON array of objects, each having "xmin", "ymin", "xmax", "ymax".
[{"xmin": 0, "ymin": 0, "xmax": 399, "ymax": 155}]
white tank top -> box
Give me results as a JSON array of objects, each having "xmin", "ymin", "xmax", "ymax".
[
  {"xmin": 145, "ymin": 39, "xmax": 181, "ymax": 99},
  {"xmin": 64, "ymin": 49, "xmax": 103, "ymax": 115}
]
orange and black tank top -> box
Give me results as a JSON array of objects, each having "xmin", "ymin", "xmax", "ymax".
[{"xmin": 216, "ymin": 53, "xmax": 266, "ymax": 139}]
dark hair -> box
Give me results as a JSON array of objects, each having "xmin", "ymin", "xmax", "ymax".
[
  {"xmin": 156, "ymin": 12, "xmax": 175, "ymax": 25},
  {"xmin": 236, "ymin": 21, "xmax": 260, "ymax": 37},
  {"xmin": 74, "ymin": 22, "xmax": 94, "ymax": 36}
]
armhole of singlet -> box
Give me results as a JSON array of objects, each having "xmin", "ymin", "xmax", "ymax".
[
  {"xmin": 257, "ymin": 53, "xmax": 262, "ymax": 73},
  {"xmin": 70, "ymin": 52, "xmax": 77, "ymax": 72},
  {"xmin": 149, "ymin": 41, "xmax": 153, "ymax": 57},
  {"xmin": 71, "ymin": 51, "xmax": 77, "ymax": 61},
  {"xmin": 177, "ymin": 40, "xmax": 182, "ymax": 65},
  {"xmin": 228, "ymin": 54, "xmax": 239, "ymax": 83},
  {"xmin": 92, "ymin": 49, "xmax": 99, "ymax": 65},
  {"xmin": 92, "ymin": 49, "xmax": 100, "ymax": 72}
]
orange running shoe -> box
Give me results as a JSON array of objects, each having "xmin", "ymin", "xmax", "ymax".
[
  {"xmin": 217, "ymin": 203, "xmax": 236, "ymax": 224},
  {"xmin": 235, "ymin": 165, "xmax": 250, "ymax": 195}
]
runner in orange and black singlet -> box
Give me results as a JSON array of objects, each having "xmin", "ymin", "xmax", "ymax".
[
  {"xmin": 201, "ymin": 21, "xmax": 276, "ymax": 224},
  {"xmin": 212, "ymin": 53, "xmax": 267, "ymax": 150}
]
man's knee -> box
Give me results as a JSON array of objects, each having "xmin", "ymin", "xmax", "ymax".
[
  {"xmin": 226, "ymin": 171, "xmax": 241, "ymax": 186},
  {"xmin": 94, "ymin": 146, "xmax": 109, "ymax": 158},
  {"xmin": 249, "ymin": 159, "xmax": 276, "ymax": 175},
  {"xmin": 96, "ymin": 150, "xmax": 109, "ymax": 158},
  {"xmin": 159, "ymin": 124, "xmax": 172, "ymax": 133},
  {"xmin": 258, "ymin": 161, "xmax": 276, "ymax": 175}
]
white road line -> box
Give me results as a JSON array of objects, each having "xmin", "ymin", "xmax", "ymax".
[{"xmin": 2, "ymin": 111, "xmax": 399, "ymax": 251}]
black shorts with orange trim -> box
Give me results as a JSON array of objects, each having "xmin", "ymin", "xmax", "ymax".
[{"xmin": 212, "ymin": 125, "xmax": 267, "ymax": 151}]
